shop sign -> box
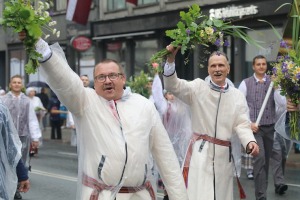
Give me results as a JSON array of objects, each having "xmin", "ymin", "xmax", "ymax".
[
  {"xmin": 71, "ymin": 36, "xmax": 92, "ymax": 51},
  {"xmin": 107, "ymin": 42, "xmax": 122, "ymax": 51},
  {"xmin": 209, "ymin": 5, "xmax": 258, "ymax": 19}
]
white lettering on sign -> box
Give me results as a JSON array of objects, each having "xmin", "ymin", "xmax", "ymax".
[{"xmin": 209, "ymin": 5, "xmax": 258, "ymax": 19}]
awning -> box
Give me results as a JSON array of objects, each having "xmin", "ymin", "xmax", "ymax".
[{"xmin": 92, "ymin": 31, "xmax": 155, "ymax": 41}]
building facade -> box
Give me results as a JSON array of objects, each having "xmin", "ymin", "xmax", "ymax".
[{"xmin": 0, "ymin": 0, "xmax": 293, "ymax": 90}]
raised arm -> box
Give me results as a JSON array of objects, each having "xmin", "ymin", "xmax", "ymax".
[
  {"xmin": 35, "ymin": 39, "xmax": 88, "ymax": 115},
  {"xmin": 152, "ymin": 74, "xmax": 167, "ymax": 115},
  {"xmin": 149, "ymin": 105, "xmax": 188, "ymax": 200}
]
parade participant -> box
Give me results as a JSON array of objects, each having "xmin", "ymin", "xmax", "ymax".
[
  {"xmin": 152, "ymin": 74, "xmax": 192, "ymax": 167},
  {"xmin": 283, "ymin": 98, "xmax": 300, "ymax": 153},
  {"xmin": 239, "ymin": 55, "xmax": 276, "ymax": 200},
  {"xmin": 26, "ymin": 87, "xmax": 46, "ymax": 156},
  {"xmin": 22, "ymin": 35, "xmax": 188, "ymax": 200},
  {"xmin": 271, "ymin": 89, "xmax": 292, "ymax": 195},
  {"xmin": 0, "ymin": 89, "xmax": 6, "ymax": 96},
  {"xmin": 0, "ymin": 100, "xmax": 30, "ymax": 200},
  {"xmin": 163, "ymin": 45, "xmax": 259, "ymax": 200},
  {"xmin": 36, "ymin": 87, "xmax": 49, "ymax": 130},
  {"xmin": 1, "ymin": 75, "xmax": 41, "ymax": 199},
  {"xmin": 151, "ymin": 74, "xmax": 192, "ymax": 200},
  {"xmin": 80, "ymin": 74, "xmax": 90, "ymax": 88},
  {"xmin": 67, "ymin": 74, "xmax": 92, "ymax": 147},
  {"xmin": 26, "ymin": 87, "xmax": 46, "ymax": 126},
  {"xmin": 0, "ymin": 75, "xmax": 41, "ymax": 166}
]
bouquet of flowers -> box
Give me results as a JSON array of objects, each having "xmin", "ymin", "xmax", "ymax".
[
  {"xmin": 270, "ymin": 0, "xmax": 300, "ymax": 140},
  {"xmin": 0, "ymin": 0, "xmax": 59, "ymax": 74},
  {"xmin": 149, "ymin": 4, "xmax": 261, "ymax": 66}
]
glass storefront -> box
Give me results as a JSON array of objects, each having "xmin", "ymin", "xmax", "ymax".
[
  {"xmin": 9, "ymin": 50, "xmax": 26, "ymax": 78},
  {"xmin": 245, "ymin": 27, "xmax": 282, "ymax": 78}
]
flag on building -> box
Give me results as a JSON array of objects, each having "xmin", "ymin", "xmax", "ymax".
[
  {"xmin": 66, "ymin": 0, "xmax": 92, "ymax": 25},
  {"xmin": 126, "ymin": 0, "xmax": 138, "ymax": 6}
]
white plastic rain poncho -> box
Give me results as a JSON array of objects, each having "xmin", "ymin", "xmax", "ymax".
[
  {"xmin": 152, "ymin": 74, "xmax": 192, "ymax": 167},
  {"xmin": 0, "ymin": 99, "xmax": 22, "ymax": 200},
  {"xmin": 38, "ymin": 42, "xmax": 188, "ymax": 200}
]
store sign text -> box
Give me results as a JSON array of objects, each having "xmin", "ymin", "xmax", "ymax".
[
  {"xmin": 209, "ymin": 5, "xmax": 258, "ymax": 19},
  {"xmin": 71, "ymin": 36, "xmax": 92, "ymax": 51}
]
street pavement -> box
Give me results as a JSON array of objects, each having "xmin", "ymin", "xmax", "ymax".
[{"xmin": 23, "ymin": 127, "xmax": 300, "ymax": 200}]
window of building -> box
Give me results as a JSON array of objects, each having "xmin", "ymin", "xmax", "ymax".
[
  {"xmin": 55, "ymin": 0, "xmax": 67, "ymax": 11},
  {"xmin": 245, "ymin": 27, "xmax": 282, "ymax": 77},
  {"xmin": 138, "ymin": 0, "xmax": 158, "ymax": 5},
  {"xmin": 134, "ymin": 39, "xmax": 157, "ymax": 75},
  {"xmin": 108, "ymin": 0, "xmax": 126, "ymax": 11},
  {"xmin": 9, "ymin": 50, "xmax": 26, "ymax": 78},
  {"xmin": 78, "ymin": 46, "xmax": 96, "ymax": 86}
]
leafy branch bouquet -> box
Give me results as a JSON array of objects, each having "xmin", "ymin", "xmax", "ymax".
[
  {"xmin": 149, "ymin": 4, "xmax": 260, "ymax": 66},
  {"xmin": 127, "ymin": 71, "xmax": 153, "ymax": 99},
  {"xmin": 0, "ymin": 0, "xmax": 60, "ymax": 74},
  {"xmin": 268, "ymin": 0, "xmax": 300, "ymax": 140}
]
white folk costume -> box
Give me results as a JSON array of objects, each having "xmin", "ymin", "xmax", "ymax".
[
  {"xmin": 163, "ymin": 64, "xmax": 256, "ymax": 200},
  {"xmin": 38, "ymin": 42, "xmax": 188, "ymax": 200},
  {"xmin": 0, "ymin": 99, "xmax": 22, "ymax": 200}
]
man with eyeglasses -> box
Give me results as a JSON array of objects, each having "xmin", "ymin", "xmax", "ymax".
[{"xmin": 19, "ymin": 33, "xmax": 188, "ymax": 200}]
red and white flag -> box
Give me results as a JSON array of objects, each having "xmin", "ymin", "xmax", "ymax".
[
  {"xmin": 126, "ymin": 0, "xmax": 138, "ymax": 6},
  {"xmin": 66, "ymin": 0, "xmax": 92, "ymax": 25}
]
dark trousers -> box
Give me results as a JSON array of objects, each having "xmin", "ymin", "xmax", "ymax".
[
  {"xmin": 271, "ymin": 132, "xmax": 292, "ymax": 186},
  {"xmin": 51, "ymin": 120, "xmax": 62, "ymax": 139},
  {"xmin": 253, "ymin": 124, "xmax": 275, "ymax": 200}
]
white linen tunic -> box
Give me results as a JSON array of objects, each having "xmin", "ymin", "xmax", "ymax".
[
  {"xmin": 164, "ymin": 72, "xmax": 256, "ymax": 200},
  {"xmin": 39, "ymin": 49, "xmax": 188, "ymax": 200}
]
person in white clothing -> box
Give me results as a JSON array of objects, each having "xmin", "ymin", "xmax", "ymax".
[
  {"xmin": 18, "ymin": 32, "xmax": 188, "ymax": 200},
  {"xmin": 152, "ymin": 74, "xmax": 192, "ymax": 167},
  {"xmin": 163, "ymin": 45, "xmax": 259, "ymax": 200},
  {"xmin": 26, "ymin": 87, "xmax": 46, "ymax": 155},
  {"xmin": 26, "ymin": 87, "xmax": 46, "ymax": 124},
  {"xmin": 151, "ymin": 74, "xmax": 192, "ymax": 200},
  {"xmin": 66, "ymin": 110, "xmax": 77, "ymax": 147},
  {"xmin": 1, "ymin": 75, "xmax": 41, "ymax": 199}
]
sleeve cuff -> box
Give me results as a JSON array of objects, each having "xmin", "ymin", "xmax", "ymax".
[
  {"xmin": 35, "ymin": 38, "xmax": 52, "ymax": 62},
  {"xmin": 163, "ymin": 62, "xmax": 176, "ymax": 76}
]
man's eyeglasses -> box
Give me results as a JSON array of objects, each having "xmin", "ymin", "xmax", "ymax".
[{"xmin": 94, "ymin": 73, "xmax": 123, "ymax": 82}]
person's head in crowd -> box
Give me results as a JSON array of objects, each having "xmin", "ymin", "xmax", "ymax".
[
  {"xmin": 0, "ymin": 89, "xmax": 5, "ymax": 96},
  {"xmin": 80, "ymin": 74, "xmax": 90, "ymax": 87},
  {"xmin": 40, "ymin": 87, "xmax": 47, "ymax": 94},
  {"xmin": 207, "ymin": 51, "xmax": 230, "ymax": 87},
  {"xmin": 93, "ymin": 59, "xmax": 126, "ymax": 101},
  {"xmin": 26, "ymin": 87, "xmax": 36, "ymax": 98},
  {"xmin": 252, "ymin": 55, "xmax": 267, "ymax": 76},
  {"xmin": 9, "ymin": 75, "xmax": 24, "ymax": 95}
]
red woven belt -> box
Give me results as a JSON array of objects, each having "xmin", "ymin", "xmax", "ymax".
[
  {"xmin": 82, "ymin": 173, "xmax": 155, "ymax": 200},
  {"xmin": 182, "ymin": 133, "xmax": 231, "ymax": 187}
]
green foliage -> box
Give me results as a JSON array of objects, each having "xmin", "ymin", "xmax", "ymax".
[
  {"xmin": 149, "ymin": 4, "xmax": 261, "ymax": 66},
  {"xmin": 267, "ymin": 0, "xmax": 300, "ymax": 140},
  {"xmin": 127, "ymin": 71, "xmax": 152, "ymax": 99},
  {"xmin": 0, "ymin": 0, "xmax": 57, "ymax": 74}
]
